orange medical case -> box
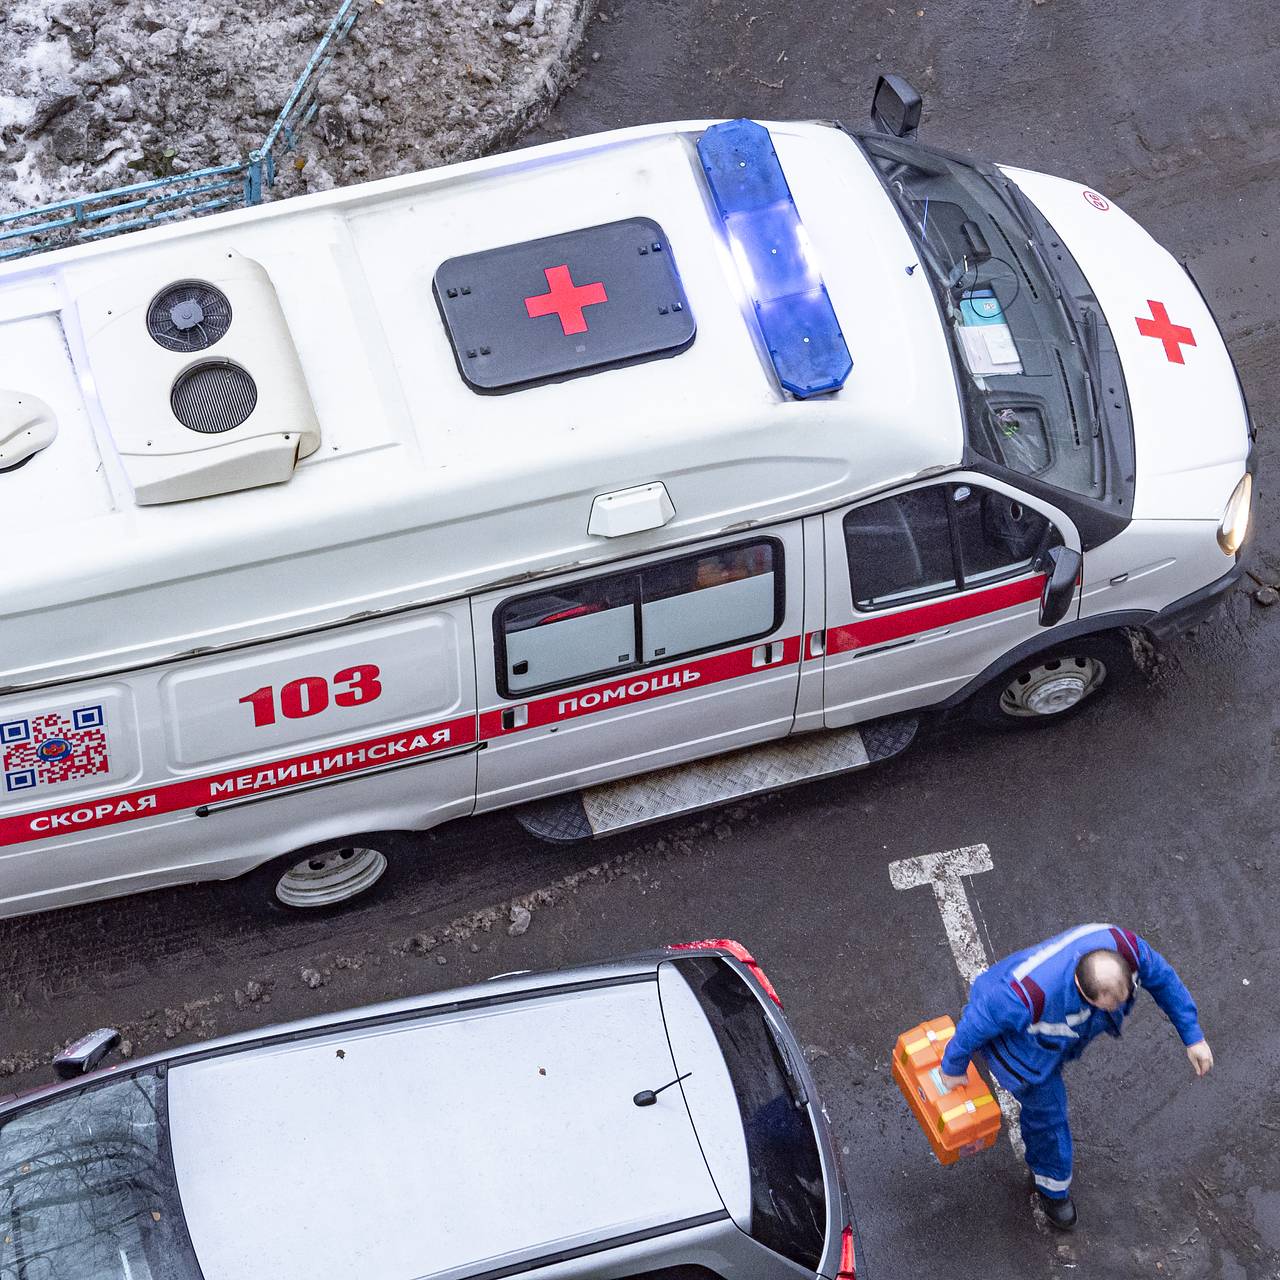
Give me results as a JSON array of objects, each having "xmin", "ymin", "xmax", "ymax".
[{"xmin": 892, "ymin": 1015, "xmax": 1001, "ymax": 1165}]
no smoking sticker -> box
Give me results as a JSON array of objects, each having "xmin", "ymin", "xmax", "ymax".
[{"xmin": 1082, "ymin": 189, "xmax": 1110, "ymax": 211}]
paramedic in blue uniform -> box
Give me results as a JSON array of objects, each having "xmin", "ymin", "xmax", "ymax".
[{"xmin": 937, "ymin": 923, "xmax": 1213, "ymax": 1230}]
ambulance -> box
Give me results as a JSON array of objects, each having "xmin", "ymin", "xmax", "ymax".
[{"xmin": 0, "ymin": 78, "xmax": 1253, "ymax": 918}]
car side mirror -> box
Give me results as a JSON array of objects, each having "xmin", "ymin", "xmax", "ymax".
[
  {"xmin": 870, "ymin": 74, "xmax": 923, "ymax": 139},
  {"xmin": 1036, "ymin": 545, "xmax": 1082, "ymax": 628},
  {"xmin": 53, "ymin": 1028, "xmax": 121, "ymax": 1080}
]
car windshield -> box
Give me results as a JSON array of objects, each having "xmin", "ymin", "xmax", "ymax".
[
  {"xmin": 859, "ymin": 134, "xmax": 1131, "ymax": 502},
  {"xmin": 0, "ymin": 1071, "xmax": 201, "ymax": 1280}
]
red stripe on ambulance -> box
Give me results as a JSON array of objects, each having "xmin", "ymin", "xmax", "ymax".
[
  {"xmin": 1, "ymin": 583, "xmax": 1040, "ymax": 847},
  {"xmin": 826, "ymin": 575, "xmax": 1045, "ymax": 655},
  {"xmin": 0, "ymin": 714, "xmax": 476, "ymax": 848},
  {"xmin": 479, "ymin": 635, "xmax": 803, "ymax": 738}
]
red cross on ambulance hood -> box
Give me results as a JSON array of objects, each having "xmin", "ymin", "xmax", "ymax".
[{"xmin": 1002, "ymin": 166, "xmax": 1250, "ymax": 521}]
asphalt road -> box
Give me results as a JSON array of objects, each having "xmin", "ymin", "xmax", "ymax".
[{"xmin": 3, "ymin": 3, "xmax": 1278, "ymax": 1278}]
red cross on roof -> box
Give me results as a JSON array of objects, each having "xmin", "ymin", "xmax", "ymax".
[
  {"xmin": 524, "ymin": 264, "xmax": 608, "ymax": 336},
  {"xmin": 1135, "ymin": 299, "xmax": 1196, "ymax": 364}
]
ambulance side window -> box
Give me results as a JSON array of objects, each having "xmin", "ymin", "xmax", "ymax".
[
  {"xmin": 496, "ymin": 539, "xmax": 783, "ymax": 697},
  {"xmin": 499, "ymin": 576, "xmax": 638, "ymax": 694},
  {"xmin": 843, "ymin": 483, "xmax": 1059, "ymax": 611},
  {"xmin": 639, "ymin": 541, "xmax": 779, "ymax": 662},
  {"xmin": 843, "ymin": 487, "xmax": 958, "ymax": 609},
  {"xmin": 951, "ymin": 484, "xmax": 1057, "ymax": 585}
]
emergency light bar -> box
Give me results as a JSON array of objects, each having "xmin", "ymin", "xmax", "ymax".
[{"xmin": 698, "ymin": 118, "xmax": 852, "ymax": 399}]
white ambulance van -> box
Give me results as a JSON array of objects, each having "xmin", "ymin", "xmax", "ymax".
[{"xmin": 0, "ymin": 78, "xmax": 1253, "ymax": 918}]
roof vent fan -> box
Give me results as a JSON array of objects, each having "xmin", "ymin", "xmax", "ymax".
[
  {"xmin": 171, "ymin": 361, "xmax": 258, "ymax": 434},
  {"xmin": 146, "ymin": 280, "xmax": 233, "ymax": 352}
]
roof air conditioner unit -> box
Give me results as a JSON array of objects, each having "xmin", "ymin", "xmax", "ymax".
[{"xmin": 76, "ymin": 249, "xmax": 320, "ymax": 505}]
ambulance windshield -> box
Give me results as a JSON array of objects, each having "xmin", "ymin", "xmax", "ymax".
[{"xmin": 859, "ymin": 135, "xmax": 1133, "ymax": 505}]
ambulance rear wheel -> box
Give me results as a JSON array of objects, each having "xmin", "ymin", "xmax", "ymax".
[
  {"xmin": 968, "ymin": 636, "xmax": 1132, "ymax": 729},
  {"xmin": 243, "ymin": 838, "xmax": 403, "ymax": 914}
]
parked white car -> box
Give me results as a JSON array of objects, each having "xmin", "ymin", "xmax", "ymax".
[{"xmin": 2, "ymin": 942, "xmax": 859, "ymax": 1280}]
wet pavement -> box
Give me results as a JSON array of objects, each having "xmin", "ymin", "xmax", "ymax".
[{"xmin": 2, "ymin": 3, "xmax": 1279, "ymax": 1277}]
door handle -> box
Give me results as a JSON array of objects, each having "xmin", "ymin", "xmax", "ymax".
[
  {"xmin": 501, "ymin": 705, "xmax": 529, "ymax": 730},
  {"xmin": 751, "ymin": 641, "xmax": 785, "ymax": 668},
  {"xmin": 807, "ymin": 630, "xmax": 826, "ymax": 658}
]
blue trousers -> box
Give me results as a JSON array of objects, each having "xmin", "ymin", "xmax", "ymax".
[{"xmin": 1006, "ymin": 1070, "xmax": 1073, "ymax": 1199}]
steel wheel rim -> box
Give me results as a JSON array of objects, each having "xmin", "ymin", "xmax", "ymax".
[
  {"xmin": 274, "ymin": 846, "xmax": 387, "ymax": 908},
  {"xmin": 999, "ymin": 656, "xmax": 1107, "ymax": 718}
]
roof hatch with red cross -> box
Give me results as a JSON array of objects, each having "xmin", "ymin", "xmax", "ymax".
[{"xmin": 433, "ymin": 217, "xmax": 696, "ymax": 393}]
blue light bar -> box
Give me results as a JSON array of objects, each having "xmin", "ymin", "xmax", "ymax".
[{"xmin": 698, "ymin": 119, "xmax": 852, "ymax": 398}]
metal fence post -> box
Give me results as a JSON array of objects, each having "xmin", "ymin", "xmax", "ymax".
[
  {"xmin": 246, "ymin": 153, "xmax": 264, "ymax": 205},
  {"xmin": 0, "ymin": 0, "xmax": 362, "ymax": 260}
]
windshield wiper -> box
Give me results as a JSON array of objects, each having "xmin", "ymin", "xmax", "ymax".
[
  {"xmin": 1080, "ymin": 305, "xmax": 1108, "ymax": 486},
  {"xmin": 988, "ymin": 171, "xmax": 1105, "ymax": 477},
  {"xmin": 990, "ymin": 176, "xmax": 1082, "ymax": 329},
  {"xmin": 761, "ymin": 1013, "xmax": 809, "ymax": 1110}
]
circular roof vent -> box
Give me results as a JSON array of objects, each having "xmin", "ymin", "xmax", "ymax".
[
  {"xmin": 0, "ymin": 391, "xmax": 58, "ymax": 472},
  {"xmin": 147, "ymin": 281, "xmax": 233, "ymax": 352},
  {"xmin": 170, "ymin": 361, "xmax": 258, "ymax": 434}
]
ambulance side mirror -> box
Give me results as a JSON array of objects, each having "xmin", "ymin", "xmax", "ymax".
[
  {"xmin": 870, "ymin": 74, "xmax": 923, "ymax": 140},
  {"xmin": 1036, "ymin": 545, "xmax": 1082, "ymax": 628}
]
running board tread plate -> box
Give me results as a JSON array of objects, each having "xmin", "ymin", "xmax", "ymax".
[{"xmin": 515, "ymin": 716, "xmax": 918, "ymax": 842}]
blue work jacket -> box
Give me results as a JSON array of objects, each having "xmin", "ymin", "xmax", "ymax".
[{"xmin": 940, "ymin": 922, "xmax": 1204, "ymax": 1089}]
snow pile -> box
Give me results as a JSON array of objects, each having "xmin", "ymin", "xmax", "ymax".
[{"xmin": 0, "ymin": 0, "xmax": 589, "ymax": 218}]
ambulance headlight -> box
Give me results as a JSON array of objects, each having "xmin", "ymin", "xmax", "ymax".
[{"xmin": 1217, "ymin": 472, "xmax": 1252, "ymax": 555}]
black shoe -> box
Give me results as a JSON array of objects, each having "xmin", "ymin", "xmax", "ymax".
[{"xmin": 1037, "ymin": 1191, "xmax": 1077, "ymax": 1231}]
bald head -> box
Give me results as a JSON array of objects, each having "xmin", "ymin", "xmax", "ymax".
[{"xmin": 1075, "ymin": 949, "xmax": 1135, "ymax": 1011}]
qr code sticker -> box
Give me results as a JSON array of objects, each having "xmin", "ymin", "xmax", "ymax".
[{"xmin": 2, "ymin": 706, "xmax": 110, "ymax": 793}]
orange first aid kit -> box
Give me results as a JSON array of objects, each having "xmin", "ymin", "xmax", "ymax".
[{"xmin": 893, "ymin": 1016, "xmax": 1002, "ymax": 1165}]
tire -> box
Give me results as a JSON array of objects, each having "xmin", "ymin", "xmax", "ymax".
[
  {"xmin": 966, "ymin": 634, "xmax": 1133, "ymax": 730},
  {"xmin": 236, "ymin": 835, "xmax": 406, "ymax": 915}
]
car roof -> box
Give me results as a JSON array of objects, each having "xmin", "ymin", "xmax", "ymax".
[{"xmin": 166, "ymin": 974, "xmax": 727, "ymax": 1280}]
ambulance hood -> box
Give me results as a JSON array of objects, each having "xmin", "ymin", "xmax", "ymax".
[{"xmin": 1001, "ymin": 166, "xmax": 1250, "ymax": 522}]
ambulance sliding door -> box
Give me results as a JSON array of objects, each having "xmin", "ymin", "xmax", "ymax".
[
  {"xmin": 821, "ymin": 478, "xmax": 1079, "ymax": 725},
  {"xmin": 472, "ymin": 528, "xmax": 804, "ymax": 812}
]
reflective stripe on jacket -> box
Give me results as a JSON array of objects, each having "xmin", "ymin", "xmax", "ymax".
[{"xmin": 940, "ymin": 923, "xmax": 1203, "ymax": 1088}]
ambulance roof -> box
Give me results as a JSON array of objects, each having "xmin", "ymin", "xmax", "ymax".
[{"xmin": 0, "ymin": 119, "xmax": 962, "ymax": 688}]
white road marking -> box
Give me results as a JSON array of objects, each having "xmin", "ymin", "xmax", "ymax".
[
  {"xmin": 889, "ymin": 845, "xmax": 993, "ymax": 983},
  {"xmin": 889, "ymin": 844, "xmax": 1026, "ymax": 1158}
]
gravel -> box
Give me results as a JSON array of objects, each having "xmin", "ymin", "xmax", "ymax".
[{"xmin": 0, "ymin": 0, "xmax": 592, "ymax": 218}]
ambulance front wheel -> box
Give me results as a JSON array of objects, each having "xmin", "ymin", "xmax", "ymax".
[
  {"xmin": 242, "ymin": 836, "xmax": 404, "ymax": 914},
  {"xmin": 967, "ymin": 635, "xmax": 1133, "ymax": 729}
]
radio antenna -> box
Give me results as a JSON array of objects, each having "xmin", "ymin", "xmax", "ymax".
[{"xmin": 633, "ymin": 1071, "xmax": 692, "ymax": 1107}]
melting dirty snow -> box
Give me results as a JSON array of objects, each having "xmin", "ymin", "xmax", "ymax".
[{"xmin": 0, "ymin": 0, "xmax": 587, "ymax": 217}]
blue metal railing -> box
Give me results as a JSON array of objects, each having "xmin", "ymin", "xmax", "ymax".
[{"xmin": 0, "ymin": 0, "xmax": 362, "ymax": 263}]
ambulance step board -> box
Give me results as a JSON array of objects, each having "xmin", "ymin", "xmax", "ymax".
[{"xmin": 515, "ymin": 716, "xmax": 918, "ymax": 842}]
